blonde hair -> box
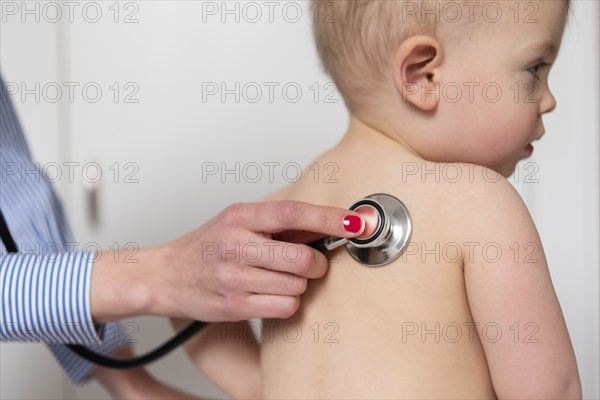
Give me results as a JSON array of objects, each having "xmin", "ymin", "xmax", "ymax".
[
  {"xmin": 312, "ymin": 0, "xmax": 571, "ymax": 112},
  {"xmin": 312, "ymin": 0, "xmax": 438, "ymax": 112}
]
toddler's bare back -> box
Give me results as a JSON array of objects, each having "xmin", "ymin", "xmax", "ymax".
[{"xmin": 260, "ymin": 135, "xmax": 498, "ymax": 399}]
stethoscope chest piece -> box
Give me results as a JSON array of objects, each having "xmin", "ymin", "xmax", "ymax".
[{"xmin": 346, "ymin": 193, "xmax": 412, "ymax": 267}]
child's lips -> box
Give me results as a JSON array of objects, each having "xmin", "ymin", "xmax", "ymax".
[
  {"xmin": 525, "ymin": 131, "xmax": 542, "ymax": 155},
  {"xmin": 525, "ymin": 143, "xmax": 534, "ymax": 154}
]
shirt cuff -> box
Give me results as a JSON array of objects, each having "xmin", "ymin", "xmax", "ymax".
[{"xmin": 1, "ymin": 251, "xmax": 104, "ymax": 344}]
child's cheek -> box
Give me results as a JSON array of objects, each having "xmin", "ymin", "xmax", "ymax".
[
  {"xmin": 503, "ymin": 87, "xmax": 539, "ymax": 133},
  {"xmin": 438, "ymin": 89, "xmax": 534, "ymax": 163}
]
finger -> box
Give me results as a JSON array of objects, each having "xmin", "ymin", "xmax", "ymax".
[
  {"xmin": 208, "ymin": 231, "xmax": 328, "ymax": 279},
  {"xmin": 242, "ymin": 294, "xmax": 301, "ymax": 319},
  {"xmin": 225, "ymin": 264, "xmax": 308, "ymax": 296},
  {"xmin": 232, "ymin": 201, "xmax": 366, "ymax": 238},
  {"xmin": 274, "ymin": 204, "xmax": 381, "ymax": 244},
  {"xmin": 244, "ymin": 236, "xmax": 328, "ymax": 279}
]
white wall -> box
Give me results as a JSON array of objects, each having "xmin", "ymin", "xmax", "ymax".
[
  {"xmin": 526, "ymin": 1, "xmax": 600, "ymax": 395},
  {"xmin": 1, "ymin": 1, "xmax": 598, "ymax": 398}
]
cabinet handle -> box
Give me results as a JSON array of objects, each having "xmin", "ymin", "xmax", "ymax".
[{"xmin": 83, "ymin": 179, "xmax": 100, "ymax": 227}]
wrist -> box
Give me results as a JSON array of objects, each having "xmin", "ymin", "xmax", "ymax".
[
  {"xmin": 90, "ymin": 245, "xmax": 166, "ymax": 323},
  {"xmin": 142, "ymin": 242, "xmax": 176, "ymax": 318}
]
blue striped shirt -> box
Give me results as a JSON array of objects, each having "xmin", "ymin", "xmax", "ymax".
[{"xmin": 0, "ymin": 73, "xmax": 129, "ymax": 384}]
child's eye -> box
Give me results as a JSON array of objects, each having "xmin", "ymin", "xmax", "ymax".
[
  {"xmin": 527, "ymin": 62, "xmax": 550, "ymax": 78},
  {"xmin": 527, "ymin": 64, "xmax": 540, "ymax": 75}
]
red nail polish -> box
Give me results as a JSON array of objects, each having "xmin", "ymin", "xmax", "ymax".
[{"xmin": 343, "ymin": 215, "xmax": 362, "ymax": 233}]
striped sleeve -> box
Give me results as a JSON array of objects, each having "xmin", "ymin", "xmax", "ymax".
[
  {"xmin": 0, "ymin": 250, "xmax": 103, "ymax": 344},
  {"xmin": 1, "ymin": 73, "xmax": 132, "ymax": 385}
]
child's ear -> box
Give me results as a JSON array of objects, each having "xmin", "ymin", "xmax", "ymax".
[{"xmin": 392, "ymin": 35, "xmax": 443, "ymax": 111}]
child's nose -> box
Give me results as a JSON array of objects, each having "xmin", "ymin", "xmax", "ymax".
[{"xmin": 540, "ymin": 90, "xmax": 557, "ymax": 114}]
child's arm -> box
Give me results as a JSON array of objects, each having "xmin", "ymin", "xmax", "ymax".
[
  {"xmin": 93, "ymin": 346, "xmax": 203, "ymax": 399},
  {"xmin": 170, "ymin": 318, "xmax": 261, "ymax": 400},
  {"xmin": 455, "ymin": 167, "xmax": 582, "ymax": 399}
]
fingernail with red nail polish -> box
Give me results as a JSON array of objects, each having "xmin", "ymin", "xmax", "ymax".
[{"xmin": 343, "ymin": 215, "xmax": 363, "ymax": 233}]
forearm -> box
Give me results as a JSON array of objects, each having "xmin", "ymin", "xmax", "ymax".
[
  {"xmin": 93, "ymin": 347, "xmax": 202, "ymax": 400},
  {"xmin": 92, "ymin": 347, "xmax": 146, "ymax": 398},
  {"xmin": 171, "ymin": 319, "xmax": 261, "ymax": 400}
]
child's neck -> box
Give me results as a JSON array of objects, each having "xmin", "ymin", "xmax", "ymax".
[{"xmin": 339, "ymin": 115, "xmax": 422, "ymax": 160}]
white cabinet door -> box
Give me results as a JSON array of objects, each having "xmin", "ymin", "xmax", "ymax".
[{"xmin": 62, "ymin": 2, "xmax": 348, "ymax": 398}]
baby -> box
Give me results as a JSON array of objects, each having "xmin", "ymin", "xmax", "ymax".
[{"xmin": 172, "ymin": 0, "xmax": 582, "ymax": 398}]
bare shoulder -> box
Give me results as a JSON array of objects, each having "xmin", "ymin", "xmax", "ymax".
[
  {"xmin": 439, "ymin": 163, "xmax": 539, "ymax": 263},
  {"xmin": 442, "ymin": 163, "xmax": 531, "ymax": 231},
  {"xmin": 376, "ymin": 160, "xmax": 524, "ymax": 251}
]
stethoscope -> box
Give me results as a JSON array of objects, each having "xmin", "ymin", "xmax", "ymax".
[
  {"xmin": 308, "ymin": 193, "xmax": 412, "ymax": 267},
  {"xmin": 0, "ymin": 193, "xmax": 412, "ymax": 368}
]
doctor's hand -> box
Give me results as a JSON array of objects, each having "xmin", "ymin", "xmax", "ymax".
[{"xmin": 90, "ymin": 201, "xmax": 365, "ymax": 323}]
